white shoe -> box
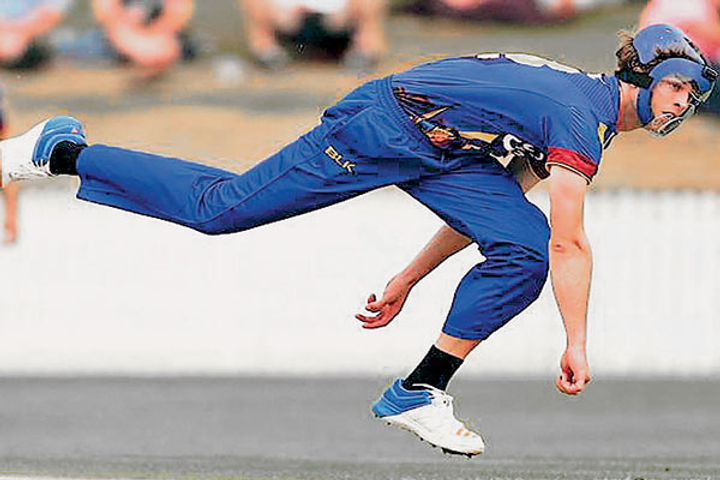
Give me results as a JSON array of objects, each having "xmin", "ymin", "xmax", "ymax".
[
  {"xmin": 0, "ymin": 116, "xmax": 86, "ymax": 187},
  {"xmin": 372, "ymin": 379, "xmax": 485, "ymax": 456}
]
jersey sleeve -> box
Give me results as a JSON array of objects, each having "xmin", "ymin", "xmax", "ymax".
[{"xmin": 544, "ymin": 107, "xmax": 603, "ymax": 184}]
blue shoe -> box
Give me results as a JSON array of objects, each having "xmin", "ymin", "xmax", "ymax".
[
  {"xmin": 373, "ymin": 379, "xmax": 485, "ymax": 456},
  {"xmin": 0, "ymin": 116, "xmax": 86, "ymax": 187}
]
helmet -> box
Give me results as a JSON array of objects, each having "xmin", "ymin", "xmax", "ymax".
[{"xmin": 616, "ymin": 24, "xmax": 718, "ymax": 137}]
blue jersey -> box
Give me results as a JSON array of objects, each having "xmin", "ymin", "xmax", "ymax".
[{"xmin": 392, "ymin": 54, "xmax": 620, "ymax": 183}]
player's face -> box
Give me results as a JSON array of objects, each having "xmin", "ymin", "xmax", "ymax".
[
  {"xmin": 646, "ymin": 77, "xmax": 699, "ymax": 136},
  {"xmin": 652, "ymin": 77, "xmax": 694, "ymax": 117}
]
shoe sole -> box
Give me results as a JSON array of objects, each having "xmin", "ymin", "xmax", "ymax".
[{"xmin": 375, "ymin": 413, "xmax": 484, "ymax": 457}]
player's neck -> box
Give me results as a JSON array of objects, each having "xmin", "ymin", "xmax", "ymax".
[{"xmin": 617, "ymin": 81, "xmax": 643, "ymax": 132}]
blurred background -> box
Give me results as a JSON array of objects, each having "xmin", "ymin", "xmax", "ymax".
[{"xmin": 1, "ymin": 0, "xmax": 719, "ymax": 379}]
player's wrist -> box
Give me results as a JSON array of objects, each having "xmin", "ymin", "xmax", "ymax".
[
  {"xmin": 396, "ymin": 269, "xmax": 420, "ymax": 288},
  {"xmin": 565, "ymin": 342, "xmax": 587, "ymax": 354}
]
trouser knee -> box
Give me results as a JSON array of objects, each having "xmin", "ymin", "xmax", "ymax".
[
  {"xmin": 191, "ymin": 221, "xmax": 229, "ymax": 236},
  {"xmin": 499, "ymin": 242, "xmax": 549, "ymax": 300},
  {"xmin": 190, "ymin": 214, "xmax": 255, "ymax": 236},
  {"xmin": 442, "ymin": 242, "xmax": 549, "ymax": 341},
  {"xmin": 518, "ymin": 246, "xmax": 549, "ymax": 294}
]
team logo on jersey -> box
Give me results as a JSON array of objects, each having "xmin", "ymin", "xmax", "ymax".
[
  {"xmin": 324, "ymin": 145, "xmax": 356, "ymax": 174},
  {"xmin": 598, "ymin": 122, "xmax": 617, "ymax": 150},
  {"xmin": 394, "ymin": 87, "xmax": 548, "ymax": 176}
]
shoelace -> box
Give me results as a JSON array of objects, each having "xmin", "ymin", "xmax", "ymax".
[
  {"xmin": 412, "ymin": 383, "xmax": 478, "ymax": 438},
  {"xmin": 413, "ymin": 383, "xmax": 453, "ymax": 407},
  {"xmin": 9, "ymin": 162, "xmax": 52, "ymax": 180}
]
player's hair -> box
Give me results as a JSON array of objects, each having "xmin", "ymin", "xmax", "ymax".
[
  {"xmin": 615, "ymin": 29, "xmax": 700, "ymax": 73},
  {"xmin": 615, "ymin": 31, "xmax": 642, "ymax": 72}
]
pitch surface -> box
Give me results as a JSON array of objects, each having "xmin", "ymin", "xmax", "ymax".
[{"xmin": 0, "ymin": 377, "xmax": 718, "ymax": 479}]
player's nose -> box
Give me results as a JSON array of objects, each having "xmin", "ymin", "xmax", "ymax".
[{"xmin": 672, "ymin": 93, "xmax": 691, "ymax": 115}]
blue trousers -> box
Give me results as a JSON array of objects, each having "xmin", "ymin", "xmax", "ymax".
[{"xmin": 77, "ymin": 76, "xmax": 550, "ymax": 341}]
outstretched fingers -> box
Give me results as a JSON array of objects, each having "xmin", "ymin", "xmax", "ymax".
[
  {"xmin": 356, "ymin": 313, "xmax": 392, "ymax": 329},
  {"xmin": 355, "ymin": 293, "xmax": 393, "ymax": 329}
]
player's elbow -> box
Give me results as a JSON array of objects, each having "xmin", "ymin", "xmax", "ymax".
[{"xmin": 549, "ymin": 235, "xmax": 590, "ymax": 255}]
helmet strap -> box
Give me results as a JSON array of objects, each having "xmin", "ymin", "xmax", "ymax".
[
  {"xmin": 616, "ymin": 69, "xmax": 655, "ymax": 125},
  {"xmin": 616, "ymin": 69, "xmax": 653, "ymax": 89}
]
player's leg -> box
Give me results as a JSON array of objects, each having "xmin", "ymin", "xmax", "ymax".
[
  {"xmin": 0, "ymin": 118, "xmax": 378, "ymax": 235},
  {"xmin": 372, "ymin": 158, "xmax": 550, "ymax": 456},
  {"xmin": 0, "ymin": 81, "xmax": 425, "ymax": 235},
  {"xmin": 75, "ymin": 98, "xmax": 428, "ymax": 234},
  {"xmin": 72, "ymin": 137, "xmax": 366, "ymax": 235},
  {"xmin": 407, "ymin": 159, "xmax": 550, "ymax": 340}
]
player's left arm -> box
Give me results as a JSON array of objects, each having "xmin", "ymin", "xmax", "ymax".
[{"xmin": 547, "ymin": 164, "xmax": 592, "ymax": 396}]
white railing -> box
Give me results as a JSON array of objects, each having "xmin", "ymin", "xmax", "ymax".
[{"xmin": 0, "ymin": 183, "xmax": 718, "ymax": 376}]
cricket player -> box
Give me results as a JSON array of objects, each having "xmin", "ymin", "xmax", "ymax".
[{"xmin": 0, "ymin": 24, "xmax": 715, "ymax": 456}]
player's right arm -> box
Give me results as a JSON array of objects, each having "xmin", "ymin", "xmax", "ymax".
[
  {"xmin": 356, "ymin": 224, "xmax": 471, "ymax": 329},
  {"xmin": 547, "ymin": 165, "xmax": 592, "ymax": 396}
]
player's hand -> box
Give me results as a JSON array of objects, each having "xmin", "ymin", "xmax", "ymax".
[
  {"xmin": 355, "ymin": 275, "xmax": 412, "ymax": 329},
  {"xmin": 555, "ymin": 346, "xmax": 591, "ymax": 395}
]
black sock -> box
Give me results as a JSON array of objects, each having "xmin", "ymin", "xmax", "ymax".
[
  {"xmin": 402, "ymin": 345, "xmax": 464, "ymax": 392},
  {"xmin": 49, "ymin": 141, "xmax": 86, "ymax": 176}
]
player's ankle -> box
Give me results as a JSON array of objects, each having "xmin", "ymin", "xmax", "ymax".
[
  {"xmin": 49, "ymin": 141, "xmax": 86, "ymax": 176},
  {"xmin": 403, "ymin": 345, "xmax": 464, "ymax": 391}
]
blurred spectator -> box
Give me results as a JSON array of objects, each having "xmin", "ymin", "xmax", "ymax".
[
  {"xmin": 2, "ymin": 183, "xmax": 19, "ymax": 244},
  {"xmin": 640, "ymin": 0, "xmax": 720, "ymax": 61},
  {"xmin": 0, "ymin": 0, "xmax": 72, "ymax": 70},
  {"xmin": 404, "ymin": 0, "xmax": 623, "ymax": 23},
  {"xmin": 0, "ymin": 88, "xmax": 18, "ymax": 244},
  {"xmin": 91, "ymin": 0, "xmax": 196, "ymax": 78},
  {"xmin": 239, "ymin": 0, "xmax": 386, "ymax": 70},
  {"xmin": 639, "ymin": 0, "xmax": 720, "ymax": 114}
]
